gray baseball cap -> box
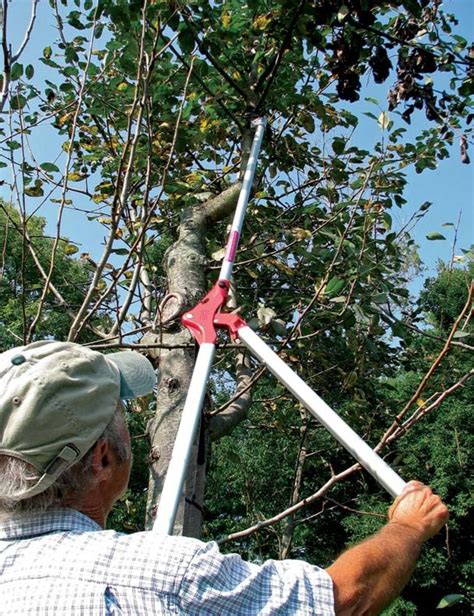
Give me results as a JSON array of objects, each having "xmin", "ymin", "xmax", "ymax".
[{"xmin": 0, "ymin": 340, "xmax": 156, "ymax": 498}]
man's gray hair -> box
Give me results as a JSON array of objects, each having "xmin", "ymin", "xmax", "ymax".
[{"xmin": 0, "ymin": 409, "xmax": 129, "ymax": 518}]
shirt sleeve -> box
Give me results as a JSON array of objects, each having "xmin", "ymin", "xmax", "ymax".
[{"xmin": 178, "ymin": 541, "xmax": 335, "ymax": 615}]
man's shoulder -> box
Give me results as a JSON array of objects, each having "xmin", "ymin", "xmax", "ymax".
[
  {"xmin": 1, "ymin": 508, "xmax": 207, "ymax": 596},
  {"xmin": 67, "ymin": 525, "xmax": 207, "ymax": 592},
  {"xmin": 100, "ymin": 526, "xmax": 205, "ymax": 567}
]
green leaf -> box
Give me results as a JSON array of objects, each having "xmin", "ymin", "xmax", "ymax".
[
  {"xmin": 43, "ymin": 46, "xmax": 52, "ymax": 60},
  {"xmin": 382, "ymin": 212, "xmax": 392, "ymax": 231},
  {"xmin": 300, "ymin": 112, "xmax": 315, "ymax": 134},
  {"xmin": 452, "ymin": 331, "xmax": 471, "ymax": 339},
  {"xmin": 337, "ymin": 5, "xmax": 349, "ymax": 22},
  {"xmin": 24, "ymin": 180, "xmax": 44, "ymax": 197},
  {"xmin": 426, "ymin": 232, "xmax": 446, "ymax": 241},
  {"xmin": 271, "ymin": 319, "xmax": 287, "ymax": 337},
  {"xmin": 325, "ymin": 277, "xmax": 345, "ymax": 297},
  {"xmin": 68, "ymin": 15, "xmax": 85, "ymax": 30},
  {"xmin": 372, "ymin": 293, "xmax": 388, "ymax": 304},
  {"xmin": 178, "ymin": 28, "xmax": 195, "ymax": 54},
  {"xmin": 436, "ymin": 594, "xmax": 465, "ymax": 609},
  {"xmin": 6, "ymin": 140, "xmax": 21, "ymax": 150},
  {"xmin": 10, "ymin": 95, "xmax": 27, "ymax": 110},
  {"xmin": 25, "ymin": 64, "xmax": 34, "ymax": 79},
  {"xmin": 363, "ymin": 111, "xmax": 378, "ymax": 121},
  {"xmin": 40, "ymin": 162, "xmax": 60, "ymax": 173},
  {"xmin": 10, "ymin": 63, "xmax": 23, "ymax": 81},
  {"xmin": 332, "ymin": 137, "xmax": 346, "ymax": 155},
  {"xmin": 402, "ymin": 0, "xmax": 422, "ymax": 18}
]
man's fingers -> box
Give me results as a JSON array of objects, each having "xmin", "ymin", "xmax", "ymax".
[{"xmin": 387, "ymin": 481, "xmax": 449, "ymax": 541}]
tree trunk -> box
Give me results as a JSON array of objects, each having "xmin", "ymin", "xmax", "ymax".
[{"xmin": 144, "ymin": 183, "xmax": 243, "ymax": 535}]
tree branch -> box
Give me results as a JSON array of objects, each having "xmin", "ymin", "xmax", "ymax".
[
  {"xmin": 11, "ymin": 0, "xmax": 38, "ymax": 62},
  {"xmin": 177, "ymin": 5, "xmax": 249, "ymax": 102},
  {"xmin": 386, "ymin": 369, "xmax": 474, "ymax": 443},
  {"xmin": 208, "ymin": 350, "xmax": 253, "ymax": 440},
  {"xmin": 217, "ymin": 463, "xmax": 360, "ymax": 545},
  {"xmin": 197, "ymin": 182, "xmax": 242, "ymax": 224},
  {"xmin": 255, "ymin": 0, "xmax": 307, "ymax": 112},
  {"xmin": 379, "ymin": 281, "xmax": 473, "ymax": 446}
]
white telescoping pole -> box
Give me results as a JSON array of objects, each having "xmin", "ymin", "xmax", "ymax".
[
  {"xmin": 153, "ymin": 119, "xmax": 267, "ymax": 534},
  {"xmin": 219, "ymin": 117, "xmax": 267, "ymax": 282},
  {"xmin": 237, "ymin": 325, "xmax": 406, "ymax": 497},
  {"xmin": 153, "ymin": 343, "xmax": 215, "ymax": 534}
]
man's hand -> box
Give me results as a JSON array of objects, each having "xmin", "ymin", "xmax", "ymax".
[
  {"xmin": 388, "ymin": 480, "xmax": 449, "ymax": 542},
  {"xmin": 327, "ymin": 481, "xmax": 449, "ymax": 615}
]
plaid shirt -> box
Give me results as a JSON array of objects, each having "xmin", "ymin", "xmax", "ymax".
[{"xmin": 0, "ymin": 508, "xmax": 335, "ymax": 615}]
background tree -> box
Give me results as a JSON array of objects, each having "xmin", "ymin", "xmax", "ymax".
[
  {"xmin": 0, "ymin": 1, "xmax": 472, "ymax": 609},
  {"xmin": 204, "ymin": 260, "xmax": 473, "ymax": 614},
  {"xmin": 0, "ymin": 200, "xmax": 100, "ymax": 348}
]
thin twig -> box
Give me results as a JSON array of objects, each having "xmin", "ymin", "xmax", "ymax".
[{"xmin": 379, "ymin": 282, "xmax": 473, "ymax": 446}]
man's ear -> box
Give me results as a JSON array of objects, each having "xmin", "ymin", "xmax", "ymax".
[{"xmin": 90, "ymin": 440, "xmax": 113, "ymax": 481}]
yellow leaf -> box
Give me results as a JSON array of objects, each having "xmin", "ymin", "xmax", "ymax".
[
  {"xmin": 275, "ymin": 261, "xmax": 293, "ymax": 276},
  {"xmin": 200, "ymin": 119, "xmax": 209, "ymax": 133},
  {"xmin": 416, "ymin": 399, "xmax": 426, "ymax": 408},
  {"xmin": 253, "ymin": 14, "xmax": 270, "ymax": 30},
  {"xmin": 185, "ymin": 172, "xmax": 202, "ymax": 186},
  {"xmin": 291, "ymin": 227, "xmax": 312, "ymax": 240},
  {"xmin": 67, "ymin": 172, "xmax": 83, "ymax": 182},
  {"xmin": 64, "ymin": 243, "xmax": 79, "ymax": 255},
  {"xmin": 57, "ymin": 113, "xmax": 72, "ymax": 126},
  {"xmin": 221, "ymin": 11, "xmax": 231, "ymax": 28},
  {"xmin": 117, "ymin": 82, "xmax": 128, "ymax": 91},
  {"xmin": 245, "ymin": 268, "xmax": 258, "ymax": 280}
]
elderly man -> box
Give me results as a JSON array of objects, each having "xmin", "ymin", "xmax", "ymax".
[{"xmin": 0, "ymin": 341, "xmax": 448, "ymax": 615}]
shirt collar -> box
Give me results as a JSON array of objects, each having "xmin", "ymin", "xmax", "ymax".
[{"xmin": 0, "ymin": 507, "xmax": 101, "ymax": 540}]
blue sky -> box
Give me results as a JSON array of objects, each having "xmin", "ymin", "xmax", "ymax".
[{"xmin": 3, "ymin": 0, "xmax": 473, "ymax": 297}]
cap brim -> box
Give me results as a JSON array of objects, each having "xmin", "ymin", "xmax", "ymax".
[{"xmin": 108, "ymin": 351, "xmax": 156, "ymax": 399}]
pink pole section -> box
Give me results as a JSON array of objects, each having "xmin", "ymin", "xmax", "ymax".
[{"xmin": 219, "ymin": 117, "xmax": 267, "ymax": 282}]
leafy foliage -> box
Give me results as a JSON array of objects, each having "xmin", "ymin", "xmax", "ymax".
[{"xmin": 0, "ymin": 202, "xmax": 97, "ymax": 348}]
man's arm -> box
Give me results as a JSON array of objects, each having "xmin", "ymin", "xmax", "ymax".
[{"xmin": 326, "ymin": 481, "xmax": 449, "ymax": 616}]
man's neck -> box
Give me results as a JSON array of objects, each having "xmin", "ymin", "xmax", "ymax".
[{"xmin": 63, "ymin": 488, "xmax": 110, "ymax": 529}]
